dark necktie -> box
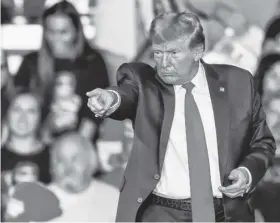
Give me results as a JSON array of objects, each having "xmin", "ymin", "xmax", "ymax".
[{"xmin": 183, "ymin": 82, "xmax": 215, "ymax": 222}]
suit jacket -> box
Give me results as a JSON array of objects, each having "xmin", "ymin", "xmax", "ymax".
[{"xmin": 108, "ymin": 61, "xmax": 276, "ymax": 222}]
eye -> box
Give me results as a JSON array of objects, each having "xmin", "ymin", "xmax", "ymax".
[
  {"xmin": 154, "ymin": 51, "xmax": 163, "ymax": 57},
  {"xmin": 171, "ymin": 51, "xmax": 179, "ymax": 57}
]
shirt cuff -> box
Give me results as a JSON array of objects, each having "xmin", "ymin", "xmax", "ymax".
[
  {"xmin": 106, "ymin": 90, "xmax": 121, "ymax": 116},
  {"xmin": 238, "ymin": 167, "xmax": 252, "ymax": 193}
]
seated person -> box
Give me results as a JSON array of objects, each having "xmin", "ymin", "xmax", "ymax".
[
  {"xmin": 48, "ymin": 132, "xmax": 119, "ymax": 222},
  {"xmin": 42, "ymin": 71, "xmax": 82, "ymax": 143},
  {"xmin": 1, "ymin": 88, "xmax": 51, "ymax": 186}
]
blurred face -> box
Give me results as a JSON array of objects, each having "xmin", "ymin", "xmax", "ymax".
[
  {"xmin": 263, "ymin": 62, "xmax": 280, "ymax": 95},
  {"xmin": 266, "ymin": 99, "xmax": 280, "ymax": 140},
  {"xmin": 7, "ymin": 94, "xmax": 40, "ymax": 137},
  {"xmin": 1, "ymin": 50, "xmax": 9, "ymax": 88},
  {"xmin": 54, "ymin": 72, "xmax": 76, "ymax": 99},
  {"xmin": 152, "ymin": 37, "xmax": 201, "ymax": 85},
  {"xmin": 45, "ymin": 14, "xmax": 76, "ymax": 58},
  {"xmin": 13, "ymin": 162, "xmax": 39, "ymax": 184},
  {"xmin": 52, "ymin": 141, "xmax": 92, "ymax": 193}
]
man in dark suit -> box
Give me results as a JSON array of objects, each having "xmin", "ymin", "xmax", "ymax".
[{"xmin": 87, "ymin": 12, "xmax": 276, "ymax": 222}]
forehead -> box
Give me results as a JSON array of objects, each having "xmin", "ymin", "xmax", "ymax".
[
  {"xmin": 57, "ymin": 75, "xmax": 74, "ymax": 84},
  {"xmin": 54, "ymin": 140, "xmax": 86, "ymax": 159},
  {"xmin": 46, "ymin": 14, "xmax": 73, "ymax": 30},
  {"xmin": 152, "ymin": 36, "xmax": 189, "ymax": 51},
  {"xmin": 12, "ymin": 94, "xmax": 39, "ymax": 109}
]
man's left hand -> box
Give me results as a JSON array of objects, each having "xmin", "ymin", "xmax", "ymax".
[{"xmin": 218, "ymin": 169, "xmax": 249, "ymax": 198}]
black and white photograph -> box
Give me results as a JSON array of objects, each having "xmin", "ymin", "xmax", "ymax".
[{"xmin": 1, "ymin": 0, "xmax": 280, "ymax": 222}]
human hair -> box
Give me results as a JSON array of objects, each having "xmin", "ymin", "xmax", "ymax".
[
  {"xmin": 1, "ymin": 49, "xmax": 14, "ymax": 97},
  {"xmin": 263, "ymin": 16, "xmax": 280, "ymax": 44},
  {"xmin": 254, "ymin": 53, "xmax": 280, "ymax": 97},
  {"xmin": 36, "ymin": 0, "xmax": 91, "ymax": 96},
  {"xmin": 149, "ymin": 11, "xmax": 205, "ymax": 51},
  {"xmin": 50, "ymin": 132, "xmax": 98, "ymax": 174},
  {"xmin": 6, "ymin": 87, "xmax": 43, "ymax": 110}
]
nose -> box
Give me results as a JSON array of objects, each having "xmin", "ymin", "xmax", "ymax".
[
  {"xmin": 162, "ymin": 53, "xmax": 171, "ymax": 68},
  {"xmin": 18, "ymin": 112, "xmax": 27, "ymax": 123}
]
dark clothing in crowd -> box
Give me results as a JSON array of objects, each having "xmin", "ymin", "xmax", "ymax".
[
  {"xmin": 14, "ymin": 49, "xmax": 110, "ymax": 140},
  {"xmin": 1, "ymin": 87, "xmax": 9, "ymax": 120},
  {"xmin": 1, "ymin": 145, "xmax": 51, "ymax": 184}
]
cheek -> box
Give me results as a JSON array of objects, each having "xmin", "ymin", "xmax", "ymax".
[
  {"xmin": 61, "ymin": 32, "xmax": 75, "ymax": 44},
  {"xmin": 27, "ymin": 114, "xmax": 40, "ymax": 128},
  {"xmin": 8, "ymin": 112, "xmax": 20, "ymax": 125}
]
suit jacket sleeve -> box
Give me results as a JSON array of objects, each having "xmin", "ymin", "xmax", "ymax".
[
  {"xmin": 107, "ymin": 63, "xmax": 139, "ymax": 121},
  {"xmin": 239, "ymin": 75, "xmax": 276, "ymax": 191}
]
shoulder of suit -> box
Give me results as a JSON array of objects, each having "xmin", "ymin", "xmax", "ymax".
[
  {"xmin": 210, "ymin": 63, "xmax": 253, "ymax": 82},
  {"xmin": 118, "ymin": 62, "xmax": 155, "ymax": 75}
]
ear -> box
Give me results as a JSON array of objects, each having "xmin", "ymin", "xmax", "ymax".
[{"xmin": 193, "ymin": 44, "xmax": 204, "ymax": 61}]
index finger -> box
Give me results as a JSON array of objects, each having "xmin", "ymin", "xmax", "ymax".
[{"xmin": 219, "ymin": 181, "xmax": 242, "ymax": 192}]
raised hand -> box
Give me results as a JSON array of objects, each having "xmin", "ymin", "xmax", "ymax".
[{"xmin": 86, "ymin": 88, "xmax": 117, "ymax": 118}]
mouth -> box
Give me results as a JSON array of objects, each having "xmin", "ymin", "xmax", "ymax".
[{"xmin": 161, "ymin": 72, "xmax": 173, "ymax": 76}]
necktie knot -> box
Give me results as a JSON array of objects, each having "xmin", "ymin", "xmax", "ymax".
[{"xmin": 182, "ymin": 82, "xmax": 195, "ymax": 95}]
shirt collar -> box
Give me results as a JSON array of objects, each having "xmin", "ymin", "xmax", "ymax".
[{"xmin": 174, "ymin": 62, "xmax": 208, "ymax": 94}]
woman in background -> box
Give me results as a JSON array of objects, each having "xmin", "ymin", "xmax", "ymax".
[
  {"xmin": 1, "ymin": 88, "xmax": 51, "ymax": 185},
  {"xmin": 252, "ymin": 53, "xmax": 280, "ymax": 222},
  {"xmin": 14, "ymin": 0, "xmax": 110, "ymax": 144}
]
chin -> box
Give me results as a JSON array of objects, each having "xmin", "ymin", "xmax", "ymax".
[{"xmin": 159, "ymin": 76, "xmax": 176, "ymax": 84}]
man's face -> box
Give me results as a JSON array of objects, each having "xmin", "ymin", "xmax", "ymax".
[
  {"xmin": 152, "ymin": 37, "xmax": 199, "ymax": 85},
  {"xmin": 52, "ymin": 142, "xmax": 91, "ymax": 193}
]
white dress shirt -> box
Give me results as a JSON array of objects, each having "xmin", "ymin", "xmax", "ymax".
[{"xmin": 154, "ymin": 62, "xmax": 223, "ymax": 199}]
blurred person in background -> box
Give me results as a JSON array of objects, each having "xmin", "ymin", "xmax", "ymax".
[
  {"xmin": 42, "ymin": 70, "xmax": 82, "ymax": 143},
  {"xmin": 1, "ymin": 49, "xmax": 14, "ymax": 121},
  {"xmin": 255, "ymin": 54, "xmax": 280, "ymax": 100},
  {"xmin": 1, "ymin": 88, "xmax": 51, "ymax": 186},
  {"xmin": 251, "ymin": 53, "xmax": 280, "ymax": 222},
  {"xmin": 14, "ymin": 0, "xmax": 110, "ymax": 145},
  {"xmin": 262, "ymin": 15, "xmax": 280, "ymax": 55},
  {"xmin": 48, "ymin": 132, "xmax": 119, "ymax": 222}
]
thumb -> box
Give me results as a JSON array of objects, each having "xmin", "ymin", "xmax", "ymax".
[
  {"xmin": 228, "ymin": 170, "xmax": 239, "ymax": 180},
  {"xmin": 86, "ymin": 88, "xmax": 103, "ymax": 97},
  {"xmin": 103, "ymin": 92, "xmax": 115, "ymax": 111}
]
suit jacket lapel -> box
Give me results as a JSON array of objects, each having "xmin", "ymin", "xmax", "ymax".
[
  {"xmin": 202, "ymin": 61, "xmax": 230, "ymax": 183},
  {"xmin": 155, "ymin": 74, "xmax": 175, "ymax": 171}
]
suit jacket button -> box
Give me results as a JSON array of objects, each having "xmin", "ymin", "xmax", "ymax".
[
  {"xmin": 154, "ymin": 174, "xmax": 160, "ymax": 180},
  {"xmin": 137, "ymin": 197, "xmax": 143, "ymax": 203}
]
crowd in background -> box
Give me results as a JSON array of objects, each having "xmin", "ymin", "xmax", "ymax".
[{"xmin": 1, "ymin": 0, "xmax": 280, "ymax": 222}]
